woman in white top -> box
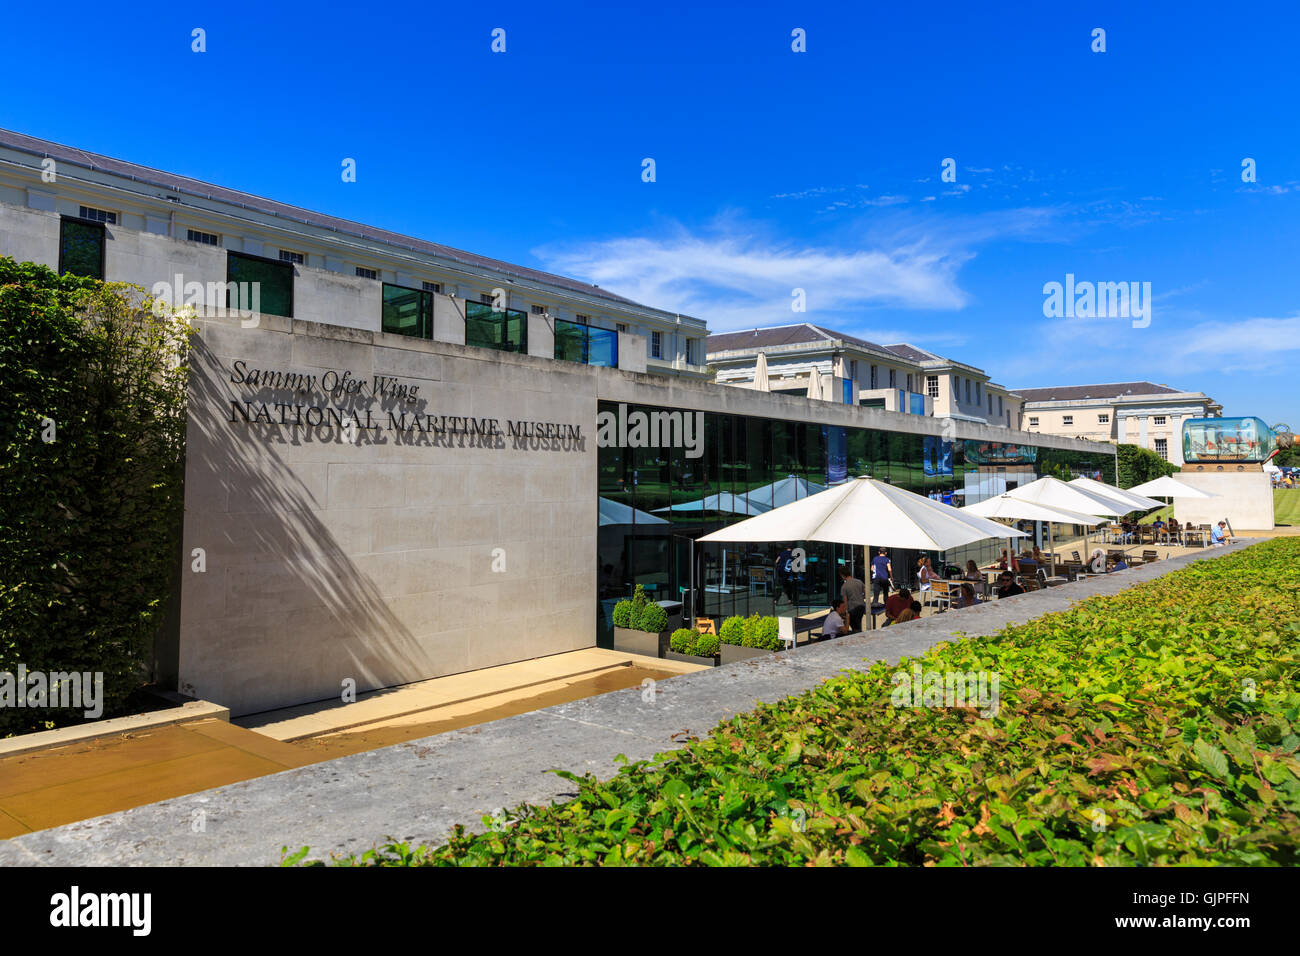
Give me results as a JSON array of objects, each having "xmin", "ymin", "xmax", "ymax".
[{"xmin": 918, "ymin": 556, "xmax": 939, "ymax": 602}]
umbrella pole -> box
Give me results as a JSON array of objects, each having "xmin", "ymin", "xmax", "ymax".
[{"xmin": 689, "ymin": 536, "xmax": 695, "ymax": 628}]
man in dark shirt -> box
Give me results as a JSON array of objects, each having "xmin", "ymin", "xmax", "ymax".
[
  {"xmin": 839, "ymin": 569, "xmax": 867, "ymax": 632},
  {"xmin": 995, "ymin": 572, "xmax": 1025, "ymax": 599},
  {"xmin": 869, "ymin": 548, "xmax": 892, "ymax": 607},
  {"xmin": 883, "ymin": 586, "xmax": 912, "ymax": 625}
]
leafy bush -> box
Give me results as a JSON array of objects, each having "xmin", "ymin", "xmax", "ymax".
[
  {"xmin": 1118, "ymin": 443, "xmax": 1178, "ymax": 490},
  {"xmin": 612, "ymin": 601, "xmax": 634, "ymax": 628},
  {"xmin": 744, "ymin": 615, "xmax": 780, "ymax": 650},
  {"xmin": 718, "ymin": 616, "xmax": 746, "ymax": 646},
  {"xmin": 638, "ymin": 603, "xmax": 668, "ymax": 634},
  {"xmin": 669, "ymin": 628, "xmax": 696, "ymax": 654},
  {"xmin": 325, "ymin": 538, "xmax": 1300, "ymax": 866},
  {"xmin": 694, "ymin": 633, "xmax": 720, "ymax": 658},
  {"xmin": 628, "ymin": 584, "xmax": 649, "ymax": 629},
  {"xmin": 0, "ymin": 259, "xmax": 191, "ymax": 736}
]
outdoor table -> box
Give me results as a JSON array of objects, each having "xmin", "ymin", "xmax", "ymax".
[
  {"xmin": 1183, "ymin": 528, "xmax": 1208, "ymax": 547},
  {"xmin": 1044, "ymin": 576, "xmax": 1068, "ymax": 588},
  {"xmin": 793, "ymin": 611, "xmax": 830, "ymax": 643}
]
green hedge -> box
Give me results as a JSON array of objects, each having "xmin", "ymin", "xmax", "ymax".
[
  {"xmin": 0, "ymin": 259, "xmax": 190, "ymax": 736},
  {"xmin": 316, "ymin": 537, "xmax": 1300, "ymax": 866}
]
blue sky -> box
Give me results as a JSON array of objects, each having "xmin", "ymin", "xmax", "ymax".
[{"xmin": 3, "ymin": 1, "xmax": 1297, "ymax": 425}]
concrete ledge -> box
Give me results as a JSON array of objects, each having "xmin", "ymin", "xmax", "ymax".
[
  {"xmin": 0, "ymin": 699, "xmax": 229, "ymax": 759},
  {"xmin": 0, "ymin": 542, "xmax": 1253, "ymax": 866}
]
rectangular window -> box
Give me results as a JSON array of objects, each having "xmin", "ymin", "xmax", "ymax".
[
  {"xmin": 686, "ymin": 338, "xmax": 698, "ymax": 365},
  {"xmin": 1029, "ymin": 416, "xmax": 1040, "ymax": 427},
  {"xmin": 1155, "ymin": 438, "xmax": 1168, "ymax": 459},
  {"xmin": 870, "ymin": 365, "xmax": 878, "ymax": 389},
  {"xmin": 58, "ymin": 216, "xmax": 106, "ymax": 279},
  {"xmin": 1062, "ymin": 415, "xmax": 1074, "ymax": 425},
  {"xmin": 848, "ymin": 359, "xmax": 858, "ymax": 380},
  {"xmin": 965, "ymin": 380, "xmax": 971, "ymax": 403},
  {"xmin": 227, "ymin": 251, "xmax": 294, "ymax": 318},
  {"xmin": 278, "ymin": 250, "xmax": 305, "ymax": 265},
  {"xmin": 889, "ymin": 368, "xmax": 897, "ymax": 389},
  {"xmin": 575, "ymin": 313, "xmax": 589, "ymax": 324},
  {"xmin": 925, "ymin": 374, "xmax": 939, "ymax": 398},
  {"xmin": 479, "ymin": 292, "xmax": 496, "ymax": 305},
  {"xmin": 355, "ymin": 267, "xmax": 379, "ymax": 280},
  {"xmin": 650, "ymin": 331, "xmax": 662, "ymax": 358},
  {"xmin": 1098, "ymin": 413, "xmax": 1110, "ymax": 424},
  {"xmin": 988, "ymin": 394, "xmax": 993, "ymax": 413},
  {"xmin": 998, "ymin": 396, "xmax": 1004, "ymax": 416},
  {"xmin": 381, "ymin": 283, "xmax": 433, "ymax": 339},
  {"xmin": 464, "ymin": 300, "xmax": 527, "ymax": 354},
  {"xmin": 531, "ymin": 304, "xmax": 547, "ymax": 316},
  {"xmin": 422, "ymin": 280, "xmax": 442, "ymax": 294},
  {"xmin": 554, "ymin": 319, "xmax": 618, "ymax": 367},
  {"xmin": 616, "ymin": 323, "xmax": 628, "ymax": 333},
  {"xmin": 1154, "ymin": 415, "xmax": 1167, "ymax": 426},
  {"xmin": 78, "ymin": 205, "xmax": 117, "ymax": 225},
  {"xmin": 187, "ymin": 228, "xmax": 220, "ymax": 246}
]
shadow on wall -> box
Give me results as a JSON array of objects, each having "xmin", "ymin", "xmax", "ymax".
[{"xmin": 181, "ymin": 333, "xmax": 438, "ymax": 716}]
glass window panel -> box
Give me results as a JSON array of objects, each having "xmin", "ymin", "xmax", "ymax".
[
  {"xmin": 58, "ymin": 218, "xmax": 105, "ymax": 279},
  {"xmin": 465, "ymin": 301, "xmax": 527, "ymax": 353},
  {"xmin": 227, "ymin": 251, "xmax": 294, "ymax": 318},
  {"xmin": 381, "ymin": 283, "xmax": 431, "ymax": 338}
]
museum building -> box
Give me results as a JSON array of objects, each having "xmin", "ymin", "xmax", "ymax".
[{"xmin": 0, "ymin": 129, "xmax": 1116, "ymax": 715}]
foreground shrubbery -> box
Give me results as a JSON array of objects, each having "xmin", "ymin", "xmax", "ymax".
[
  {"xmin": 317, "ymin": 539, "xmax": 1300, "ymax": 866},
  {"xmin": 0, "ymin": 259, "xmax": 190, "ymax": 736}
]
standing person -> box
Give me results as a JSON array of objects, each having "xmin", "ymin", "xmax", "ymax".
[
  {"xmin": 917, "ymin": 556, "xmax": 939, "ymax": 605},
  {"xmin": 870, "ymin": 548, "xmax": 892, "ymax": 608},
  {"xmin": 839, "ymin": 568, "xmax": 867, "ymax": 632},
  {"xmin": 775, "ymin": 547, "xmax": 797, "ymax": 606}
]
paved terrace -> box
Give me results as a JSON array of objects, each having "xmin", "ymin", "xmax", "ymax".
[{"xmin": 0, "ymin": 541, "xmax": 1253, "ymax": 866}]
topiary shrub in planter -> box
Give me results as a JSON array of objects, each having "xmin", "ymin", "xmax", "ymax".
[
  {"xmin": 723, "ymin": 614, "xmax": 781, "ymax": 664},
  {"xmin": 718, "ymin": 616, "xmax": 747, "ymax": 646},
  {"xmin": 664, "ymin": 627, "xmax": 719, "ymax": 666},
  {"xmin": 638, "ymin": 603, "xmax": 668, "ymax": 634},
  {"xmin": 613, "ymin": 592, "xmax": 670, "ymax": 658},
  {"xmin": 612, "ymin": 600, "xmax": 634, "ymax": 628}
]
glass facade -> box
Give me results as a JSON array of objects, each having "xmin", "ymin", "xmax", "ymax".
[
  {"xmin": 554, "ymin": 319, "xmax": 618, "ymax": 367},
  {"xmin": 596, "ymin": 400, "xmax": 1116, "ymax": 647},
  {"xmin": 381, "ymin": 283, "xmax": 433, "ymax": 339},
  {"xmin": 465, "ymin": 301, "xmax": 527, "ymax": 353},
  {"xmin": 226, "ymin": 251, "xmax": 294, "ymax": 318}
]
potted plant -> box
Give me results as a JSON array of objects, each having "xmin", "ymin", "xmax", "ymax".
[
  {"xmin": 721, "ymin": 613, "xmax": 780, "ymax": 664},
  {"xmin": 664, "ymin": 628, "xmax": 720, "ymax": 666},
  {"xmin": 613, "ymin": 586, "xmax": 671, "ymax": 657}
]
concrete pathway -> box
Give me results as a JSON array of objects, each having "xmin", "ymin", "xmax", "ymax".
[{"xmin": 0, "ymin": 541, "xmax": 1253, "ymax": 866}]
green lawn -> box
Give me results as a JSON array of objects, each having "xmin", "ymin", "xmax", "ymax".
[{"xmin": 1276, "ymin": 489, "xmax": 1300, "ymax": 526}]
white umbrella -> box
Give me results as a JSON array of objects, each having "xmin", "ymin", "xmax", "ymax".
[
  {"xmin": 1006, "ymin": 475, "xmax": 1128, "ymax": 517},
  {"xmin": 698, "ymin": 476, "xmax": 1027, "ymax": 550},
  {"xmin": 599, "ymin": 497, "xmax": 669, "ymax": 526},
  {"xmin": 654, "ymin": 491, "xmax": 769, "ymax": 516},
  {"xmin": 963, "ymin": 494, "xmax": 1104, "ymax": 575},
  {"xmin": 1127, "ymin": 475, "xmax": 1220, "ymax": 499},
  {"xmin": 753, "ymin": 351, "xmax": 771, "ymax": 392},
  {"xmin": 1068, "ymin": 476, "xmax": 1164, "ymax": 512},
  {"xmin": 806, "ymin": 368, "xmax": 825, "ymax": 401}
]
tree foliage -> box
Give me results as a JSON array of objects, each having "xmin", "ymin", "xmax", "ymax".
[
  {"xmin": 1117, "ymin": 443, "xmax": 1177, "ymax": 489},
  {"xmin": 0, "ymin": 258, "xmax": 191, "ymax": 736}
]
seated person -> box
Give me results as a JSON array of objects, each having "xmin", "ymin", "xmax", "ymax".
[
  {"xmin": 996, "ymin": 549, "xmax": 1019, "ymax": 572},
  {"xmin": 895, "ymin": 600, "xmax": 923, "ymax": 623},
  {"xmin": 955, "ymin": 582, "xmax": 981, "ymax": 608},
  {"xmin": 996, "ymin": 571, "xmax": 1025, "ymax": 598},
  {"xmin": 1109, "ymin": 555, "xmax": 1129, "ymax": 571},
  {"xmin": 883, "ymin": 587, "xmax": 912, "ymax": 624},
  {"xmin": 1210, "ymin": 521, "xmax": 1227, "ymax": 545},
  {"xmin": 821, "ymin": 598, "xmax": 851, "ymax": 638},
  {"xmin": 963, "ymin": 560, "xmax": 982, "ymax": 583}
]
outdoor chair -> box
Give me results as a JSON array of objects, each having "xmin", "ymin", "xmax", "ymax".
[
  {"xmin": 928, "ymin": 580, "xmax": 953, "ymax": 612},
  {"xmin": 1142, "ymin": 550, "xmax": 1159, "ymax": 563},
  {"xmin": 1071, "ymin": 551, "xmax": 1082, "ymax": 563},
  {"xmin": 777, "ymin": 617, "xmax": 796, "ymax": 652},
  {"xmin": 748, "ymin": 565, "xmax": 772, "ymax": 596},
  {"xmin": 695, "ymin": 618, "xmax": 716, "ymax": 635}
]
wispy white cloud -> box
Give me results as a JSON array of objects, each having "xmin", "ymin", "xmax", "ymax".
[{"xmin": 533, "ymin": 208, "xmax": 1060, "ymax": 332}]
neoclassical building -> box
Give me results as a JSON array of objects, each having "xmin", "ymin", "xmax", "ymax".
[{"xmin": 1015, "ymin": 381, "xmax": 1222, "ymax": 465}]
